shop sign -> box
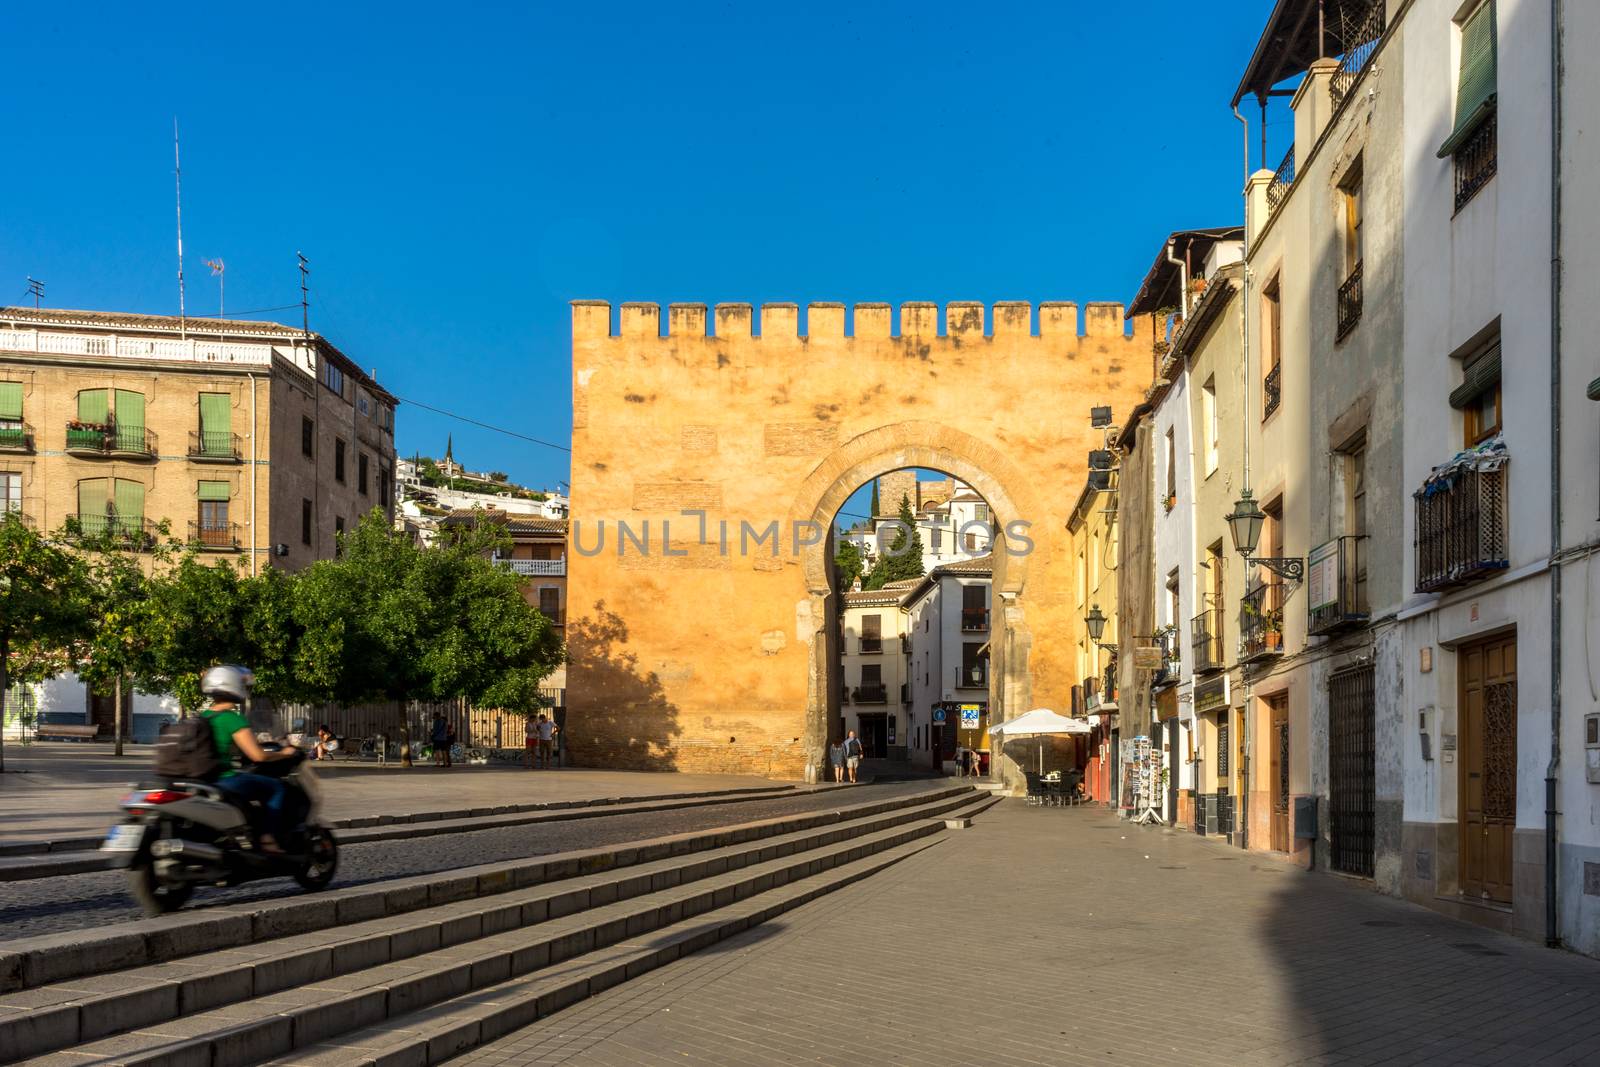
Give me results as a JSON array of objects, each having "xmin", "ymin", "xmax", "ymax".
[
  {"xmin": 1194, "ymin": 674, "xmax": 1230, "ymax": 713},
  {"xmin": 1132, "ymin": 645, "xmax": 1163, "ymax": 670},
  {"xmin": 1308, "ymin": 539, "xmax": 1340, "ymax": 613},
  {"xmin": 959, "ymin": 704, "xmax": 982, "ymax": 729}
]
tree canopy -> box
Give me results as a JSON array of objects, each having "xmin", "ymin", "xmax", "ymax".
[{"xmin": 862, "ymin": 494, "xmax": 925, "ymax": 590}]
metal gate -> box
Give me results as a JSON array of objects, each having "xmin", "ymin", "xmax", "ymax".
[{"xmin": 1329, "ymin": 664, "xmax": 1375, "ymax": 877}]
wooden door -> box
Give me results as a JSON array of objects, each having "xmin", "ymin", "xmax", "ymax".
[
  {"xmin": 1269, "ymin": 697, "xmax": 1290, "ymax": 852},
  {"xmin": 1460, "ymin": 634, "xmax": 1517, "ymax": 903}
]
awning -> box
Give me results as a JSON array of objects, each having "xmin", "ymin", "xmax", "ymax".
[{"xmin": 988, "ymin": 708, "xmax": 1091, "ymax": 737}]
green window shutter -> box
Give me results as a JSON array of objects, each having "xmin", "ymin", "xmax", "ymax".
[
  {"xmin": 1439, "ymin": 1, "xmax": 1497, "ymax": 157},
  {"xmin": 0, "ymin": 382, "xmax": 21, "ymax": 420},
  {"xmin": 78, "ymin": 479, "xmax": 108, "ymax": 518},
  {"xmin": 197, "ymin": 480, "xmax": 231, "ymax": 501},
  {"xmin": 114, "ymin": 479, "xmax": 145, "ymax": 520},
  {"xmin": 199, "ymin": 392, "xmax": 231, "ymax": 433},
  {"xmin": 77, "ymin": 389, "xmax": 108, "ymax": 424},
  {"xmin": 114, "ymin": 390, "xmax": 146, "ymax": 431}
]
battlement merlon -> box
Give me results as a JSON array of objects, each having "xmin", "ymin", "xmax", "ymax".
[{"xmin": 570, "ymin": 301, "xmax": 1153, "ymax": 341}]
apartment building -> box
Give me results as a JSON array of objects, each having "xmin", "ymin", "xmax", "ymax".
[
  {"xmin": 904, "ymin": 557, "xmax": 992, "ymax": 774},
  {"xmin": 0, "ymin": 306, "xmax": 396, "ymax": 739},
  {"xmin": 838, "ymin": 584, "xmax": 914, "ymax": 762},
  {"xmin": 1067, "ymin": 459, "xmax": 1121, "ymax": 805}
]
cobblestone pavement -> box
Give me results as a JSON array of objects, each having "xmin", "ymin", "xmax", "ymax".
[
  {"xmin": 0, "ymin": 781, "xmax": 933, "ymax": 939},
  {"xmin": 459, "ymin": 799, "xmax": 1600, "ymax": 1067}
]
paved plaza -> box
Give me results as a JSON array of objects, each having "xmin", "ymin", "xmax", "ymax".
[{"xmin": 461, "ymin": 799, "xmax": 1600, "ymax": 1067}]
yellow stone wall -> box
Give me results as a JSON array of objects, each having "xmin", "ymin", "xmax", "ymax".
[{"xmin": 567, "ymin": 300, "xmax": 1156, "ymax": 781}]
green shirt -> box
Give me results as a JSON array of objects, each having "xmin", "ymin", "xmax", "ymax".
[{"xmin": 203, "ymin": 708, "xmax": 251, "ymax": 778}]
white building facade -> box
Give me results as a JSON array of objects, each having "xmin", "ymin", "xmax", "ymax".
[{"xmin": 905, "ymin": 558, "xmax": 992, "ymax": 774}]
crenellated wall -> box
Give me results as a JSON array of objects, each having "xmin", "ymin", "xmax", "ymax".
[{"xmin": 568, "ymin": 300, "xmax": 1156, "ymax": 781}]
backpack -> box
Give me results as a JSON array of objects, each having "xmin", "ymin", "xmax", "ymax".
[{"xmin": 154, "ymin": 713, "xmax": 224, "ymax": 782}]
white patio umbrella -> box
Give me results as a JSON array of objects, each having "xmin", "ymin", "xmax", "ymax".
[{"xmin": 988, "ymin": 708, "xmax": 1090, "ymax": 774}]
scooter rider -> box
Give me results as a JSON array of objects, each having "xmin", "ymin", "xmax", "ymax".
[{"xmin": 200, "ymin": 665, "xmax": 299, "ymax": 852}]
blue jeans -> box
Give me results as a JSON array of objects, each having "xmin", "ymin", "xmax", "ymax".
[{"xmin": 216, "ymin": 772, "xmax": 291, "ymax": 840}]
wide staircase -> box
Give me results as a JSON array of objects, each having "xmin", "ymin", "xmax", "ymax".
[{"xmin": 2, "ymin": 783, "xmax": 992, "ymax": 1066}]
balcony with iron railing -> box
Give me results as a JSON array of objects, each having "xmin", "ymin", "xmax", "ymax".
[
  {"xmin": 1151, "ymin": 627, "xmax": 1181, "ymax": 689},
  {"xmin": 188, "ymin": 430, "xmax": 242, "ymax": 462},
  {"xmin": 67, "ymin": 513, "xmax": 159, "ymax": 550},
  {"xmin": 1101, "ymin": 661, "xmax": 1118, "ymax": 708},
  {"xmin": 1191, "ymin": 607, "xmax": 1225, "ymax": 674},
  {"xmin": 956, "ymin": 665, "xmax": 988, "ymax": 690},
  {"xmin": 1240, "ymin": 581, "xmax": 1285, "ymax": 663},
  {"xmin": 859, "ymin": 635, "xmax": 884, "ymax": 654},
  {"xmin": 189, "ymin": 519, "xmax": 240, "ymax": 551},
  {"xmin": 64, "ymin": 423, "xmax": 158, "ymax": 458},
  {"xmin": 961, "ymin": 607, "xmax": 989, "ymax": 632},
  {"xmin": 1308, "ymin": 535, "xmax": 1370, "ymax": 635},
  {"xmin": 1415, "ymin": 462, "xmax": 1508, "ymax": 594},
  {"xmin": 852, "ymin": 684, "xmax": 888, "ymax": 705},
  {"xmin": 1267, "ymin": 145, "xmax": 1295, "ymax": 215},
  {"xmin": 1263, "ymin": 361, "xmax": 1281, "ymax": 420},
  {"xmin": 1330, "ymin": 1, "xmax": 1386, "ymax": 108},
  {"xmin": 0, "ymin": 421, "xmax": 34, "ymax": 453},
  {"xmin": 1453, "ymin": 109, "xmax": 1497, "ymax": 213},
  {"xmin": 1336, "ymin": 262, "xmax": 1363, "ymax": 342}
]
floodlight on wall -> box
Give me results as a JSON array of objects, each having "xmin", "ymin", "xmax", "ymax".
[{"xmin": 1090, "ymin": 406, "xmax": 1113, "ymax": 428}]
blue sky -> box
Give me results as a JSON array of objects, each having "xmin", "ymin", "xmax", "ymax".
[{"xmin": 2, "ymin": 2, "xmax": 1278, "ymax": 496}]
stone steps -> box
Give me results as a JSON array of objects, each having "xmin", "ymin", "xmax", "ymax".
[{"xmin": 3, "ymin": 785, "xmax": 990, "ymax": 1065}]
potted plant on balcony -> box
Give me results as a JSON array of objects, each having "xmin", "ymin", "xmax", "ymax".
[
  {"xmin": 1163, "ymin": 492, "xmax": 1177, "ymax": 514},
  {"xmin": 1262, "ymin": 606, "xmax": 1284, "ymax": 650},
  {"xmin": 66, "ymin": 419, "xmax": 110, "ymax": 449}
]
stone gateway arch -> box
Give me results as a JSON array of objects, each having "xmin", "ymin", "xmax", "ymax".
[{"xmin": 565, "ymin": 300, "xmax": 1156, "ymax": 785}]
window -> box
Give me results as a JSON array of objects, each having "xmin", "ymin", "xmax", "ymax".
[
  {"xmin": 1452, "ymin": 331, "xmax": 1503, "ymax": 446},
  {"xmin": 358, "ymin": 453, "xmax": 369, "ymax": 495},
  {"xmin": 197, "ymin": 393, "xmax": 232, "ymax": 456},
  {"xmin": 1262, "ymin": 496, "xmax": 1285, "ymax": 616},
  {"xmin": 335, "ymin": 516, "xmax": 345, "ymax": 536},
  {"xmin": 301, "ymin": 416, "xmax": 315, "ymax": 458},
  {"xmin": 1337, "ymin": 162, "xmax": 1365, "ymax": 342},
  {"xmin": 197, "ymin": 481, "xmax": 231, "ymax": 546},
  {"xmin": 975, "ymin": 502, "xmax": 989, "ymax": 524},
  {"xmin": 321, "ymin": 359, "xmax": 344, "ymax": 397},
  {"xmin": 1262, "ymin": 274, "xmax": 1282, "ymax": 419},
  {"xmin": 0, "ymin": 381, "xmax": 23, "ymax": 442},
  {"xmin": 961, "ymin": 642, "xmax": 986, "ymax": 687},
  {"xmin": 1342, "ymin": 435, "xmax": 1369, "ymax": 611},
  {"xmin": 1166, "ymin": 570, "xmax": 1181, "ymax": 630},
  {"xmin": 861, "ymin": 614, "xmax": 882, "ymax": 653},
  {"xmin": 861, "ymin": 664, "xmax": 882, "ymax": 690},
  {"xmin": 334, "ymin": 438, "xmax": 346, "ymax": 483},
  {"xmin": 1164, "ymin": 428, "xmax": 1176, "ymax": 504},
  {"xmin": 1442, "ymin": 0, "xmax": 1498, "ymax": 209},
  {"xmin": 538, "ymin": 587, "xmax": 562, "ymax": 623},
  {"xmin": 378, "ymin": 466, "xmax": 390, "ymax": 507},
  {"xmin": 357, "ymin": 389, "xmax": 371, "ymax": 417},
  {"xmin": 1078, "ymin": 549, "xmax": 1087, "ymax": 606},
  {"xmin": 964, "ymin": 532, "xmax": 977, "ymax": 552},
  {"xmin": 302, "ymin": 499, "xmax": 313, "ymax": 545},
  {"xmin": 0, "ymin": 471, "xmax": 20, "ymax": 515},
  {"xmin": 1201, "ymin": 376, "xmax": 1218, "ymax": 475}
]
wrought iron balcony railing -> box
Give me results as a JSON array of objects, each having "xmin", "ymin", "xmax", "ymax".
[
  {"xmin": 961, "ymin": 607, "xmax": 989, "ymax": 631},
  {"xmin": 1308, "ymin": 535, "xmax": 1370, "ymax": 635},
  {"xmin": 188, "ymin": 430, "xmax": 242, "ymax": 461},
  {"xmin": 67, "ymin": 513, "xmax": 158, "ymax": 550},
  {"xmin": 189, "ymin": 519, "xmax": 240, "ymax": 550},
  {"xmin": 64, "ymin": 424, "xmax": 158, "ymax": 457},
  {"xmin": 1191, "ymin": 607, "xmax": 1225, "ymax": 674},
  {"xmin": 1336, "ymin": 262, "xmax": 1363, "ymax": 342},
  {"xmin": 1415, "ymin": 464, "xmax": 1508, "ymax": 593},
  {"xmin": 0, "ymin": 422, "xmax": 34, "ymax": 452},
  {"xmin": 1240, "ymin": 581, "xmax": 1285, "ymax": 663},
  {"xmin": 859, "ymin": 636, "xmax": 884, "ymax": 654},
  {"xmin": 1453, "ymin": 109, "xmax": 1497, "ymax": 212},
  {"xmin": 1151, "ymin": 627, "xmax": 1181, "ymax": 689},
  {"xmin": 852, "ymin": 685, "xmax": 888, "ymax": 705},
  {"xmin": 1330, "ymin": 1, "xmax": 1386, "ymax": 108},
  {"xmin": 1267, "ymin": 146, "xmax": 1295, "ymax": 215},
  {"xmin": 1263, "ymin": 361, "xmax": 1282, "ymax": 420}
]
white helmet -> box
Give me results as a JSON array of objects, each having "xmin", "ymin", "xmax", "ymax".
[{"xmin": 201, "ymin": 664, "xmax": 256, "ymax": 704}]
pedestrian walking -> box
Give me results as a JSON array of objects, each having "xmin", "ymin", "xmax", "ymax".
[
  {"xmin": 843, "ymin": 730, "xmax": 864, "ymax": 783},
  {"xmin": 536, "ymin": 714, "xmax": 558, "ymax": 769},
  {"xmin": 829, "ymin": 740, "xmax": 845, "ymax": 783},
  {"xmin": 430, "ymin": 713, "xmax": 449, "ymax": 768}
]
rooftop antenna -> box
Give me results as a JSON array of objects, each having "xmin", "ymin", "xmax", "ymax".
[
  {"xmin": 297, "ymin": 252, "xmax": 310, "ymax": 335},
  {"xmin": 205, "ymin": 259, "xmax": 225, "ymax": 317},
  {"xmin": 174, "ymin": 118, "xmax": 187, "ymax": 340},
  {"xmin": 25, "ymin": 277, "xmax": 43, "ymax": 309}
]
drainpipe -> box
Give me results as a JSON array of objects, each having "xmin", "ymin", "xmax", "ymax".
[
  {"xmin": 1234, "ymin": 103, "xmax": 1256, "ymax": 844},
  {"xmin": 1165, "ymin": 239, "xmax": 1190, "ymax": 321},
  {"xmin": 1545, "ymin": 0, "xmax": 1565, "ymax": 949},
  {"xmin": 248, "ymin": 372, "xmax": 258, "ymax": 577}
]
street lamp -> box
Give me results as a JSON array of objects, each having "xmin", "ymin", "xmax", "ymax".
[
  {"xmin": 1084, "ymin": 604, "xmax": 1107, "ymax": 643},
  {"xmin": 970, "ymin": 664, "xmax": 984, "ymax": 685},
  {"xmin": 1226, "ymin": 488, "xmax": 1305, "ymax": 582}
]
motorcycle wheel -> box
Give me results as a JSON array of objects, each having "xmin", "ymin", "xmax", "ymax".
[
  {"xmin": 127, "ymin": 862, "xmax": 194, "ymax": 916},
  {"xmin": 293, "ymin": 827, "xmax": 338, "ymax": 891}
]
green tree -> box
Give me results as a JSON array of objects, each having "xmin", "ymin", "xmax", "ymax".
[
  {"xmin": 0, "ymin": 516, "xmax": 92, "ymax": 771},
  {"xmin": 833, "ymin": 538, "xmax": 865, "ymax": 591},
  {"xmin": 140, "ymin": 553, "xmax": 255, "ymax": 714},
  {"xmin": 862, "ymin": 494, "xmax": 925, "ymax": 590},
  {"xmin": 77, "ymin": 544, "xmax": 162, "ymax": 755}
]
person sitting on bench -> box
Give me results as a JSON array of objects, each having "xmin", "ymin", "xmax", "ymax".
[{"xmin": 312, "ymin": 724, "xmax": 341, "ymax": 761}]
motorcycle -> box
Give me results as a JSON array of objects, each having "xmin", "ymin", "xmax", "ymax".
[{"xmin": 103, "ymin": 741, "xmax": 339, "ymax": 915}]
